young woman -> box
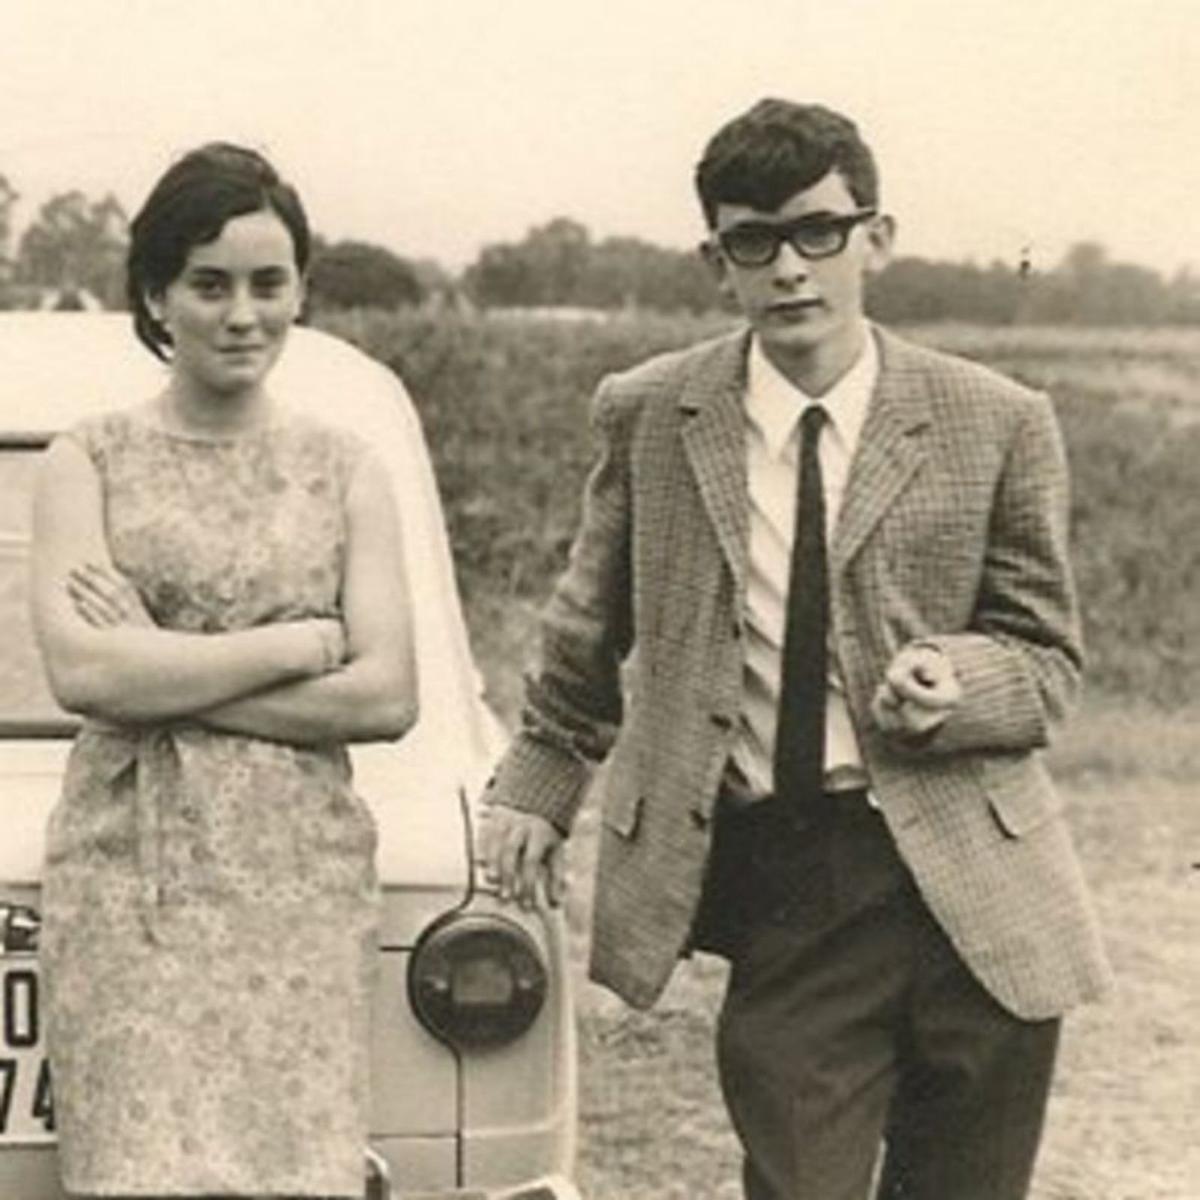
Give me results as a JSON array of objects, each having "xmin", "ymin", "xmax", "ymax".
[{"xmin": 32, "ymin": 143, "xmax": 417, "ymax": 1199}]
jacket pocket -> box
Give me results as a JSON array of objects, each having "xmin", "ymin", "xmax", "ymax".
[
  {"xmin": 979, "ymin": 754, "xmax": 1064, "ymax": 838},
  {"xmin": 599, "ymin": 746, "xmax": 645, "ymax": 838},
  {"xmin": 601, "ymin": 784, "xmax": 643, "ymax": 839}
]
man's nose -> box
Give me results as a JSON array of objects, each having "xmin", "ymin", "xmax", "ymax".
[{"xmin": 771, "ymin": 239, "xmax": 809, "ymax": 284}]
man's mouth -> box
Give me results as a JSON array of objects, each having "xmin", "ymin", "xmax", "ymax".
[{"xmin": 766, "ymin": 298, "xmax": 823, "ymax": 318}]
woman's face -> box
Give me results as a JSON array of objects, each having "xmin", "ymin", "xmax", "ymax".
[{"xmin": 150, "ymin": 208, "xmax": 304, "ymax": 397}]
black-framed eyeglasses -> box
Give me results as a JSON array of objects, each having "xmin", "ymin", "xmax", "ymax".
[{"xmin": 714, "ymin": 208, "xmax": 878, "ymax": 267}]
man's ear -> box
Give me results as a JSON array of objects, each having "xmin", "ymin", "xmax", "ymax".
[
  {"xmin": 863, "ymin": 213, "xmax": 896, "ymax": 274},
  {"xmin": 700, "ymin": 239, "xmax": 737, "ymax": 302}
]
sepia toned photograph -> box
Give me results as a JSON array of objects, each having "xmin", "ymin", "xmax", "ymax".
[{"xmin": 1, "ymin": 2, "xmax": 1196, "ymax": 1198}]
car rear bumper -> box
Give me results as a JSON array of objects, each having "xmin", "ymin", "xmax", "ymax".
[{"xmin": 1, "ymin": 1143, "xmax": 582, "ymax": 1200}]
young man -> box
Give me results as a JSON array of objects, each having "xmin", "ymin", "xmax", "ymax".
[{"xmin": 480, "ymin": 99, "xmax": 1109, "ymax": 1199}]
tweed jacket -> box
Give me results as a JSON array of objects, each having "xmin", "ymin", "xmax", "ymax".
[{"xmin": 485, "ymin": 323, "xmax": 1111, "ymax": 1018}]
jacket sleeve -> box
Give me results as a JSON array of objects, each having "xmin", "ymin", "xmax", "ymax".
[
  {"xmin": 483, "ymin": 376, "xmax": 635, "ymax": 833},
  {"xmin": 918, "ymin": 393, "xmax": 1084, "ymax": 755}
]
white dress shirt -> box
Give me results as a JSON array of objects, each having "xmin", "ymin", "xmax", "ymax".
[{"xmin": 728, "ymin": 326, "xmax": 878, "ymax": 800}]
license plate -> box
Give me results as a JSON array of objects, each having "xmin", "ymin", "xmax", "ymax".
[{"xmin": 0, "ymin": 959, "xmax": 55, "ymax": 1143}]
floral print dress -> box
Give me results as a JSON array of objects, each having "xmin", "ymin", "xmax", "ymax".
[{"xmin": 40, "ymin": 410, "xmax": 379, "ymax": 1197}]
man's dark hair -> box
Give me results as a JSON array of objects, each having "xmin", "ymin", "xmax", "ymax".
[
  {"xmin": 126, "ymin": 142, "xmax": 311, "ymax": 360},
  {"xmin": 694, "ymin": 99, "xmax": 879, "ymax": 228}
]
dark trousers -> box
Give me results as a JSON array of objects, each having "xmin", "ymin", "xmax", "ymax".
[{"xmin": 699, "ymin": 793, "xmax": 1061, "ymax": 1200}]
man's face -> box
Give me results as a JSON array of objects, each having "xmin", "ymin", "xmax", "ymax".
[{"xmin": 706, "ymin": 170, "xmax": 893, "ymax": 378}]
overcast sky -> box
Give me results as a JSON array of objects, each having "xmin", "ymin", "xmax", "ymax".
[{"xmin": 3, "ymin": 0, "xmax": 1196, "ymax": 276}]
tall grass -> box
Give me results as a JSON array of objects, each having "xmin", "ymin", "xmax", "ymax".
[{"xmin": 317, "ymin": 309, "xmax": 730, "ymax": 607}]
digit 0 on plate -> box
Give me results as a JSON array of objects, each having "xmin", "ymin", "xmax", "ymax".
[{"xmin": 1, "ymin": 955, "xmax": 56, "ymax": 1144}]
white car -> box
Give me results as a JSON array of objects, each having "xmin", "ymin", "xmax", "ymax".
[{"xmin": 0, "ymin": 312, "xmax": 580, "ymax": 1200}]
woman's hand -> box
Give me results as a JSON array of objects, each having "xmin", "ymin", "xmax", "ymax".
[
  {"xmin": 66, "ymin": 562, "xmax": 155, "ymax": 629},
  {"xmin": 307, "ymin": 618, "xmax": 348, "ymax": 677}
]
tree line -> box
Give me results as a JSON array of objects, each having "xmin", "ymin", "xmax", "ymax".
[
  {"xmin": 2, "ymin": 174, "xmax": 1197, "ymax": 325},
  {"xmin": 461, "ymin": 216, "xmax": 1200, "ymax": 325}
]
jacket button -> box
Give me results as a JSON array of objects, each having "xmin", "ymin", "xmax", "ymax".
[
  {"xmin": 689, "ymin": 809, "xmax": 708, "ymax": 830},
  {"xmin": 710, "ymin": 713, "xmax": 732, "ymax": 730}
]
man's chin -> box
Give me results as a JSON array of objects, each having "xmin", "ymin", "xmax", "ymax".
[{"xmin": 757, "ymin": 317, "xmax": 827, "ymax": 355}]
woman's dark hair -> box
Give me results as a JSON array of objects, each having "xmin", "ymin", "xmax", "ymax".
[
  {"xmin": 695, "ymin": 99, "xmax": 879, "ymax": 228},
  {"xmin": 126, "ymin": 142, "xmax": 310, "ymax": 360}
]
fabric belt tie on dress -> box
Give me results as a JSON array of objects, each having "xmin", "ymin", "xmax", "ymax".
[{"xmin": 80, "ymin": 721, "xmax": 187, "ymax": 945}]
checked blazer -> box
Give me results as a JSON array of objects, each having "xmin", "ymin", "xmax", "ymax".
[{"xmin": 485, "ymin": 323, "xmax": 1111, "ymax": 1018}]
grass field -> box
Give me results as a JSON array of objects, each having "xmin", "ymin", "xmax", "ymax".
[{"xmin": 315, "ymin": 312, "xmax": 1200, "ymax": 1199}]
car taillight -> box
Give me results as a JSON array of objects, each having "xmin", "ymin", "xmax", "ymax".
[{"xmin": 408, "ymin": 912, "xmax": 547, "ymax": 1049}]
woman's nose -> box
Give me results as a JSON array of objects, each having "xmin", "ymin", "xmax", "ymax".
[{"xmin": 224, "ymin": 286, "xmax": 258, "ymax": 328}]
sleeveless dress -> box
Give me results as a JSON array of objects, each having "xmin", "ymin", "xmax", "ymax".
[{"xmin": 40, "ymin": 410, "xmax": 380, "ymax": 1197}]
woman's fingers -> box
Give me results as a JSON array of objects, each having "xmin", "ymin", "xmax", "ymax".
[
  {"xmin": 67, "ymin": 589, "xmax": 115, "ymax": 628},
  {"xmin": 66, "ymin": 564, "xmax": 126, "ymax": 626},
  {"xmin": 66, "ymin": 562, "xmax": 155, "ymax": 628}
]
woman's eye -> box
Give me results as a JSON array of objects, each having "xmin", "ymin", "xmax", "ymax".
[
  {"xmin": 252, "ymin": 274, "xmax": 289, "ymax": 298},
  {"xmin": 190, "ymin": 278, "xmax": 226, "ymax": 298}
]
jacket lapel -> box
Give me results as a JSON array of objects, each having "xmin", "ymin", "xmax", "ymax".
[
  {"xmin": 833, "ymin": 327, "xmax": 932, "ymax": 575},
  {"xmin": 679, "ymin": 330, "xmax": 750, "ymax": 590}
]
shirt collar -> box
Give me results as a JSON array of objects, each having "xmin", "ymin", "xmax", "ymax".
[{"xmin": 744, "ymin": 324, "xmax": 879, "ymax": 460}]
